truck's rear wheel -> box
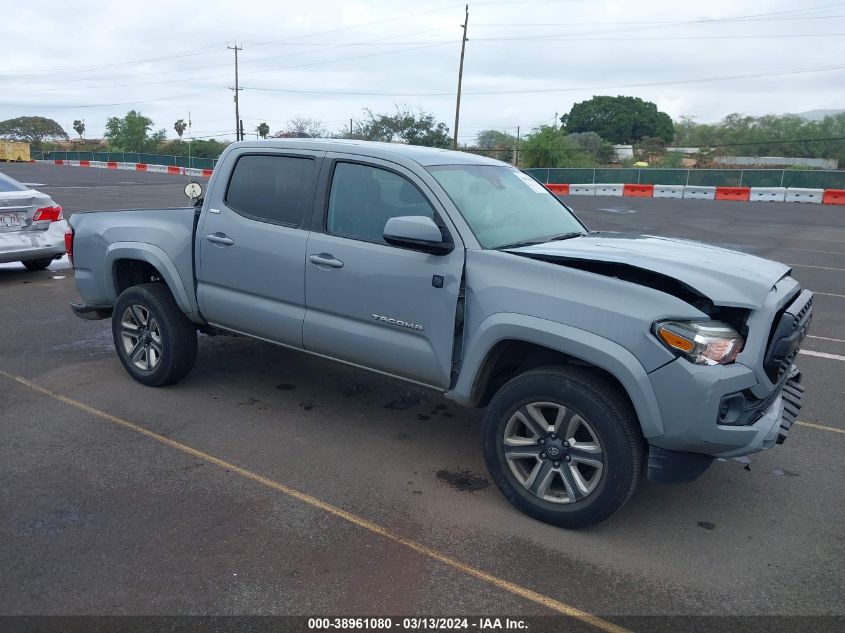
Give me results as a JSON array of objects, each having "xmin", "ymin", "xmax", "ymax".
[
  {"xmin": 482, "ymin": 366, "xmax": 643, "ymax": 528},
  {"xmin": 111, "ymin": 283, "xmax": 197, "ymax": 387}
]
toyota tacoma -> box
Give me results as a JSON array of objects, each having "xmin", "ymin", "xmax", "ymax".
[{"xmin": 67, "ymin": 140, "xmax": 811, "ymax": 527}]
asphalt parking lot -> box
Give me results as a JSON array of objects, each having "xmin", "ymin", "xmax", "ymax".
[{"xmin": 1, "ymin": 163, "xmax": 843, "ymax": 629}]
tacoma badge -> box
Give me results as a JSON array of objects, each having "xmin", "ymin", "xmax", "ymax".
[{"xmin": 371, "ymin": 314, "xmax": 424, "ymax": 331}]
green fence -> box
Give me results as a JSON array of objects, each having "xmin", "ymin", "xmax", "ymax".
[
  {"xmin": 523, "ymin": 168, "xmax": 845, "ymax": 189},
  {"xmin": 35, "ymin": 151, "xmax": 217, "ymax": 170}
]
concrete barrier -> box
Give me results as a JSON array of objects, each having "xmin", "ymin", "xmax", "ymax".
[
  {"xmin": 595, "ymin": 183, "xmax": 624, "ymax": 197},
  {"xmin": 750, "ymin": 187, "xmax": 786, "ymax": 202},
  {"xmin": 569, "ymin": 183, "xmax": 596, "ymax": 196},
  {"xmin": 623, "ymin": 183, "xmax": 654, "ymax": 198},
  {"xmin": 653, "ymin": 184, "xmax": 684, "ymax": 199},
  {"xmin": 683, "ymin": 186, "xmax": 716, "ymax": 200},
  {"xmin": 785, "ymin": 188, "xmax": 823, "ymax": 204}
]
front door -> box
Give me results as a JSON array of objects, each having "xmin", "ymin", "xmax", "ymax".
[
  {"xmin": 303, "ymin": 156, "xmax": 465, "ymax": 388},
  {"xmin": 197, "ymin": 150, "xmax": 322, "ymax": 347}
]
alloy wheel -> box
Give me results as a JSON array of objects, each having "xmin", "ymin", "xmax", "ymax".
[
  {"xmin": 503, "ymin": 402, "xmax": 604, "ymax": 503},
  {"xmin": 120, "ymin": 304, "xmax": 162, "ymax": 371}
]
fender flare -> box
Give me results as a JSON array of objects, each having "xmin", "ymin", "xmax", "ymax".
[
  {"xmin": 105, "ymin": 242, "xmax": 197, "ymax": 318},
  {"xmin": 451, "ymin": 313, "xmax": 664, "ymax": 438}
]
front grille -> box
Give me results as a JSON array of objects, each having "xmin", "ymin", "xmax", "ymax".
[
  {"xmin": 763, "ymin": 290, "xmax": 813, "ymax": 382},
  {"xmin": 778, "ymin": 374, "xmax": 804, "ymax": 444}
]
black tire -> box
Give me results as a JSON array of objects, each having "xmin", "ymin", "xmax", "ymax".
[
  {"xmin": 482, "ymin": 366, "xmax": 643, "ymax": 528},
  {"xmin": 22, "ymin": 257, "xmax": 53, "ymax": 271},
  {"xmin": 111, "ymin": 283, "xmax": 197, "ymax": 387}
]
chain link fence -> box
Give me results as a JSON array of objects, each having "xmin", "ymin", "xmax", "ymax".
[{"xmin": 523, "ymin": 168, "xmax": 845, "ymax": 189}]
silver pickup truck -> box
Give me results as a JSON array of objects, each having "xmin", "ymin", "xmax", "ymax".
[{"xmin": 68, "ymin": 139, "xmax": 812, "ymax": 527}]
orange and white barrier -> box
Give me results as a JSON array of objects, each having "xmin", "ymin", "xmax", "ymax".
[{"xmin": 41, "ymin": 159, "xmax": 212, "ymax": 178}]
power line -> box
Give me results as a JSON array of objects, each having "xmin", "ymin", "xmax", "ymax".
[{"xmin": 241, "ymin": 62, "xmax": 845, "ymax": 97}]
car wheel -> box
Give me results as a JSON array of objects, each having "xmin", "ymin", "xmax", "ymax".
[
  {"xmin": 111, "ymin": 283, "xmax": 197, "ymax": 387},
  {"xmin": 482, "ymin": 366, "xmax": 643, "ymax": 528},
  {"xmin": 22, "ymin": 258, "xmax": 53, "ymax": 271}
]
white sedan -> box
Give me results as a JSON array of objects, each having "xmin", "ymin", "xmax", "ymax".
[{"xmin": 0, "ymin": 171, "xmax": 67, "ymax": 270}]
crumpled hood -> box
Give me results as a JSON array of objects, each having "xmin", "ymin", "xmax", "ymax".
[{"xmin": 507, "ymin": 232, "xmax": 790, "ymax": 308}]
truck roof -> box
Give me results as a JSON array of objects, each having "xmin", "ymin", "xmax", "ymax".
[{"xmin": 227, "ymin": 138, "xmax": 506, "ymax": 167}]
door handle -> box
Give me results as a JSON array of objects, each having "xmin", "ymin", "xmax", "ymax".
[
  {"xmin": 309, "ymin": 253, "xmax": 344, "ymax": 269},
  {"xmin": 206, "ymin": 233, "xmax": 234, "ymax": 246}
]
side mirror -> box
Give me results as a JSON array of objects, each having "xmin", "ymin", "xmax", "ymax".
[
  {"xmin": 184, "ymin": 182, "xmax": 203, "ymax": 201},
  {"xmin": 383, "ymin": 216, "xmax": 452, "ymax": 254}
]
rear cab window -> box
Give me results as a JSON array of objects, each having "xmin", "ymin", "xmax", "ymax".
[{"xmin": 225, "ymin": 154, "xmax": 315, "ymax": 227}]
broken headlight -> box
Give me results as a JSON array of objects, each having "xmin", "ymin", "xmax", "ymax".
[{"xmin": 653, "ymin": 320, "xmax": 744, "ymax": 366}]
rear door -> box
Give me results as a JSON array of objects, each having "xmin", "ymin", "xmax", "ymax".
[
  {"xmin": 303, "ymin": 155, "xmax": 465, "ymax": 388},
  {"xmin": 196, "ymin": 149, "xmax": 322, "ymax": 347}
]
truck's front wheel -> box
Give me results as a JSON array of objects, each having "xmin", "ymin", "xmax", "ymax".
[
  {"xmin": 112, "ymin": 283, "xmax": 197, "ymax": 387},
  {"xmin": 482, "ymin": 366, "xmax": 643, "ymax": 528}
]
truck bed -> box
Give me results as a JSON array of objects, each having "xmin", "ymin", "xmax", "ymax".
[{"xmin": 69, "ymin": 207, "xmax": 201, "ymax": 320}]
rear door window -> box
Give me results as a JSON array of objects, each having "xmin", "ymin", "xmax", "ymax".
[{"xmin": 225, "ymin": 154, "xmax": 315, "ymax": 227}]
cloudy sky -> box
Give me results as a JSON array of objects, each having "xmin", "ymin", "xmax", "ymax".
[{"xmin": 2, "ymin": 0, "xmax": 844, "ymax": 143}]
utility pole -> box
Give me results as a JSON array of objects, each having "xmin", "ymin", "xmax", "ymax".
[
  {"xmin": 228, "ymin": 44, "xmax": 243, "ymax": 141},
  {"xmin": 515, "ymin": 125, "xmax": 520, "ymax": 166},
  {"xmin": 452, "ymin": 4, "xmax": 468, "ymax": 150},
  {"xmin": 349, "ymin": 118, "xmax": 353, "ymax": 137},
  {"xmin": 187, "ymin": 111, "xmax": 192, "ymax": 176}
]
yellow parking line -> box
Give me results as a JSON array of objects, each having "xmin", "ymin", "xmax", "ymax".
[
  {"xmin": 0, "ymin": 370, "xmax": 629, "ymax": 633},
  {"xmin": 796, "ymin": 420, "xmax": 845, "ymax": 434}
]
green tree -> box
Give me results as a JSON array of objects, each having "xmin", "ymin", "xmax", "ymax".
[
  {"xmin": 256, "ymin": 122, "xmax": 270, "ymax": 139},
  {"xmin": 72, "ymin": 119, "xmax": 85, "ymax": 139},
  {"xmin": 562, "ymin": 96, "xmax": 674, "ymax": 144},
  {"xmin": 275, "ymin": 117, "xmax": 325, "ymax": 138},
  {"xmin": 105, "ymin": 110, "xmax": 166, "ymax": 152},
  {"xmin": 475, "ymin": 129, "xmax": 518, "ymax": 162},
  {"xmin": 174, "ymin": 119, "xmax": 187, "ymax": 140},
  {"xmin": 0, "ymin": 116, "xmax": 68, "ymax": 143},
  {"xmin": 520, "ymin": 126, "xmax": 596, "ymax": 168},
  {"xmin": 671, "ymin": 112, "xmax": 845, "ymax": 165},
  {"xmin": 351, "ymin": 107, "xmax": 451, "ymax": 148},
  {"xmin": 566, "ymin": 131, "xmax": 615, "ymax": 163}
]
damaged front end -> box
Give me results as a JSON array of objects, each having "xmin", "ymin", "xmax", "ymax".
[{"xmin": 505, "ymin": 233, "xmax": 811, "ymax": 483}]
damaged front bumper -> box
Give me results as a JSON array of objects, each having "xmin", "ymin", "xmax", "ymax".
[{"xmin": 646, "ymin": 368, "xmax": 804, "ymax": 483}]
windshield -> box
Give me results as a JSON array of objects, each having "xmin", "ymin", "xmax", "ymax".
[
  {"xmin": 0, "ymin": 172, "xmax": 28, "ymax": 193},
  {"xmin": 427, "ymin": 165, "xmax": 585, "ymax": 249}
]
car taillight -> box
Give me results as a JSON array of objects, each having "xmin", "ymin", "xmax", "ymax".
[
  {"xmin": 33, "ymin": 205, "xmax": 63, "ymax": 222},
  {"xmin": 64, "ymin": 226, "xmax": 74, "ymax": 266}
]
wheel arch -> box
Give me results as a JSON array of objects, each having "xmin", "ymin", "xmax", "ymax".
[
  {"xmin": 450, "ymin": 313, "xmax": 664, "ymax": 438},
  {"xmin": 105, "ymin": 243, "xmax": 198, "ymax": 320}
]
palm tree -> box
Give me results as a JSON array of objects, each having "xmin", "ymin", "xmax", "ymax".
[
  {"xmin": 174, "ymin": 119, "xmax": 187, "ymax": 140},
  {"xmin": 73, "ymin": 119, "xmax": 85, "ymax": 139},
  {"xmin": 257, "ymin": 122, "xmax": 270, "ymax": 139}
]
